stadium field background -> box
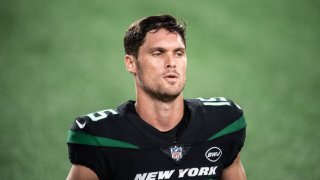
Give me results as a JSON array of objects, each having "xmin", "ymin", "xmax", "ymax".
[{"xmin": 1, "ymin": 0, "xmax": 319, "ymax": 179}]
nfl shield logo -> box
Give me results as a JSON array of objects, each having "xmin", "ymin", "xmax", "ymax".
[{"xmin": 170, "ymin": 146, "xmax": 183, "ymax": 161}]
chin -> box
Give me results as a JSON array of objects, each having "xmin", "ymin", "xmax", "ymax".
[
  {"xmin": 159, "ymin": 88, "xmax": 184, "ymax": 102},
  {"xmin": 155, "ymin": 93, "xmax": 181, "ymax": 103},
  {"xmin": 142, "ymin": 82, "xmax": 185, "ymax": 102}
]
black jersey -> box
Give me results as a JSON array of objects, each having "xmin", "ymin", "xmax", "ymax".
[{"xmin": 67, "ymin": 97, "xmax": 246, "ymax": 180}]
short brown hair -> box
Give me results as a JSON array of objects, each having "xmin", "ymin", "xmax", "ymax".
[{"xmin": 124, "ymin": 15, "xmax": 186, "ymax": 58}]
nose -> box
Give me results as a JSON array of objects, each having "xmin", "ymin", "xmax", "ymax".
[{"xmin": 165, "ymin": 54, "xmax": 176, "ymax": 69}]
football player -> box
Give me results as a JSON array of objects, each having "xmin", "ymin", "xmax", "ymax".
[{"xmin": 67, "ymin": 14, "xmax": 246, "ymax": 180}]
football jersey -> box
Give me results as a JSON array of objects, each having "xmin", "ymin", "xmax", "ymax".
[{"xmin": 67, "ymin": 97, "xmax": 246, "ymax": 180}]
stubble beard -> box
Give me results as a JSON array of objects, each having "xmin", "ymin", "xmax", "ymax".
[
  {"xmin": 136, "ymin": 67, "xmax": 185, "ymax": 103},
  {"xmin": 143, "ymin": 83, "xmax": 185, "ymax": 103}
]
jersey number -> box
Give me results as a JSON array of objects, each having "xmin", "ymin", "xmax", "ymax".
[
  {"xmin": 198, "ymin": 97, "xmax": 231, "ymax": 106},
  {"xmin": 86, "ymin": 109, "xmax": 119, "ymax": 121}
]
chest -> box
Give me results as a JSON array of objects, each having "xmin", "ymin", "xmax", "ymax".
[{"xmin": 103, "ymin": 138, "xmax": 234, "ymax": 180}]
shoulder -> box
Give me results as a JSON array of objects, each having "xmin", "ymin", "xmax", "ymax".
[
  {"xmin": 186, "ymin": 97, "xmax": 244, "ymax": 119},
  {"xmin": 67, "ymin": 101, "xmax": 141, "ymax": 149},
  {"xmin": 67, "ymin": 108, "xmax": 121, "ymax": 145},
  {"xmin": 69, "ymin": 108, "xmax": 120, "ymax": 134},
  {"xmin": 68, "ymin": 101, "xmax": 134, "ymax": 133},
  {"xmin": 186, "ymin": 97, "xmax": 246, "ymax": 140},
  {"xmin": 66, "ymin": 107, "xmax": 125, "ymax": 180}
]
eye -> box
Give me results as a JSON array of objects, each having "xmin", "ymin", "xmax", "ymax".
[
  {"xmin": 151, "ymin": 51, "xmax": 163, "ymax": 56},
  {"xmin": 175, "ymin": 50, "xmax": 185, "ymax": 57}
]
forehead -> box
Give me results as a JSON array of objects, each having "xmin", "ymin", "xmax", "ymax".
[{"xmin": 141, "ymin": 29, "xmax": 185, "ymax": 49}]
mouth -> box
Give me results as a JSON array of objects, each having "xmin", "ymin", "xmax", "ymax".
[
  {"xmin": 164, "ymin": 73, "xmax": 179, "ymax": 79},
  {"xmin": 163, "ymin": 73, "xmax": 180, "ymax": 84}
]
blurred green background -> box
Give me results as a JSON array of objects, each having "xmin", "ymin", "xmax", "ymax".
[{"xmin": 1, "ymin": 0, "xmax": 319, "ymax": 179}]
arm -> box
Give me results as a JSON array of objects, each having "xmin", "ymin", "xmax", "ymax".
[
  {"xmin": 221, "ymin": 153, "xmax": 246, "ymax": 180},
  {"xmin": 66, "ymin": 164, "xmax": 99, "ymax": 180}
]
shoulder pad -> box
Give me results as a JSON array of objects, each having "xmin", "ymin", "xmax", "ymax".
[
  {"xmin": 197, "ymin": 97, "xmax": 231, "ymax": 106},
  {"xmin": 69, "ymin": 108, "xmax": 119, "ymax": 132},
  {"xmin": 80, "ymin": 109, "xmax": 119, "ymax": 122},
  {"xmin": 196, "ymin": 97, "xmax": 244, "ymax": 120},
  {"xmin": 195, "ymin": 97, "xmax": 246, "ymax": 141},
  {"xmin": 67, "ymin": 108, "xmax": 140, "ymax": 149}
]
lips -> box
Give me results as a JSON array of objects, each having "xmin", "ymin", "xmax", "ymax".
[
  {"xmin": 163, "ymin": 71, "xmax": 179, "ymax": 79},
  {"xmin": 163, "ymin": 72, "xmax": 179, "ymax": 84},
  {"xmin": 165, "ymin": 74, "xmax": 178, "ymax": 78}
]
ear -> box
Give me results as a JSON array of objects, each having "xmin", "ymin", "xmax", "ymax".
[{"xmin": 124, "ymin": 55, "xmax": 137, "ymax": 75}]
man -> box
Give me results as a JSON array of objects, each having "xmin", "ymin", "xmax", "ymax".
[{"xmin": 67, "ymin": 15, "xmax": 247, "ymax": 180}]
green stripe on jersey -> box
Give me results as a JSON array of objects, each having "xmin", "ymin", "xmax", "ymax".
[
  {"xmin": 67, "ymin": 130, "xmax": 140, "ymax": 149},
  {"xmin": 207, "ymin": 116, "xmax": 246, "ymax": 141}
]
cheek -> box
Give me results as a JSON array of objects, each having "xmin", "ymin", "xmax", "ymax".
[
  {"xmin": 179, "ymin": 60, "xmax": 187, "ymax": 73},
  {"xmin": 137, "ymin": 62, "xmax": 159, "ymax": 80},
  {"xmin": 144, "ymin": 62, "xmax": 164, "ymax": 76}
]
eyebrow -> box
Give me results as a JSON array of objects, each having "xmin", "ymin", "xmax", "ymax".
[
  {"xmin": 148, "ymin": 47, "xmax": 166, "ymax": 52},
  {"xmin": 174, "ymin": 47, "xmax": 186, "ymax": 52},
  {"xmin": 148, "ymin": 47, "xmax": 185, "ymax": 52}
]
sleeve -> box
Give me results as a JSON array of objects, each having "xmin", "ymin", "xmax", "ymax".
[
  {"xmin": 223, "ymin": 100, "xmax": 247, "ymax": 168},
  {"xmin": 67, "ymin": 117, "xmax": 108, "ymax": 180}
]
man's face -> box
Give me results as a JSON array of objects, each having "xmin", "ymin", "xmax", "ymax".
[{"xmin": 132, "ymin": 28, "xmax": 187, "ymax": 102}]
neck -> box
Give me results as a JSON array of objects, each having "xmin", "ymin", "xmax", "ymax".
[{"xmin": 135, "ymin": 92, "xmax": 184, "ymax": 132}]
